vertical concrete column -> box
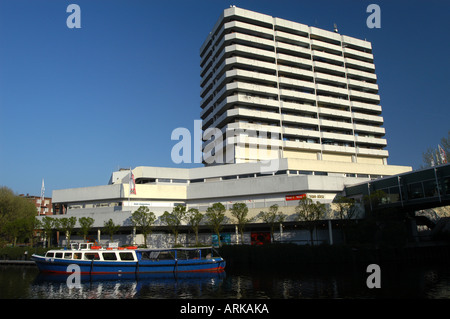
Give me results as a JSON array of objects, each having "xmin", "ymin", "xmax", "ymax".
[
  {"xmin": 328, "ymin": 220, "xmax": 333, "ymax": 245},
  {"xmin": 279, "ymin": 223, "xmax": 283, "ymax": 243}
]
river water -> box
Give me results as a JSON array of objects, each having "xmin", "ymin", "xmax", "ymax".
[{"xmin": 1, "ymin": 262, "xmax": 450, "ymax": 299}]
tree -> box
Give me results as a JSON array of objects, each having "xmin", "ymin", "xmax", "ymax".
[
  {"xmin": 33, "ymin": 217, "xmax": 43, "ymax": 247},
  {"xmin": 56, "ymin": 216, "xmax": 77, "ymax": 247},
  {"xmin": 0, "ymin": 187, "xmax": 38, "ymax": 246},
  {"xmin": 4, "ymin": 219, "xmax": 28, "ymax": 247},
  {"xmin": 258, "ymin": 204, "xmax": 286, "ymax": 243},
  {"xmin": 229, "ymin": 202, "xmax": 250, "ymax": 244},
  {"xmin": 103, "ymin": 218, "xmax": 120, "ymax": 242},
  {"xmin": 131, "ymin": 206, "xmax": 156, "ymax": 247},
  {"xmin": 42, "ymin": 216, "xmax": 56, "ymax": 248},
  {"xmin": 78, "ymin": 217, "xmax": 94, "ymax": 241},
  {"xmin": 333, "ymin": 196, "xmax": 357, "ymax": 244},
  {"xmin": 295, "ymin": 197, "xmax": 326, "ymax": 245},
  {"xmin": 161, "ymin": 204, "xmax": 187, "ymax": 246},
  {"xmin": 422, "ymin": 130, "xmax": 449, "ymax": 167},
  {"xmin": 186, "ymin": 208, "xmax": 203, "ymax": 246},
  {"xmin": 205, "ymin": 202, "xmax": 226, "ymax": 247}
]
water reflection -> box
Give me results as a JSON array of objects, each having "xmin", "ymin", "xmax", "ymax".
[
  {"xmin": 31, "ymin": 272, "xmax": 226, "ymax": 299},
  {"xmin": 2, "ymin": 263, "xmax": 450, "ymax": 299}
]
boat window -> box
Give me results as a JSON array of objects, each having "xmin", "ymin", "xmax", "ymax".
[
  {"xmin": 64, "ymin": 253, "xmax": 73, "ymax": 259},
  {"xmin": 186, "ymin": 249, "xmax": 201, "ymax": 259},
  {"xmin": 119, "ymin": 252, "xmax": 134, "ymax": 261},
  {"xmin": 45, "ymin": 252, "xmax": 54, "ymax": 258},
  {"xmin": 140, "ymin": 251, "xmax": 159, "ymax": 260},
  {"xmin": 149, "ymin": 252, "xmax": 159, "ymax": 259},
  {"xmin": 177, "ymin": 250, "xmax": 187, "ymax": 259},
  {"xmin": 158, "ymin": 251, "xmax": 175, "ymax": 260},
  {"xmin": 73, "ymin": 253, "xmax": 82, "ymax": 260},
  {"xmin": 102, "ymin": 252, "xmax": 117, "ymax": 261},
  {"xmin": 55, "ymin": 252, "xmax": 63, "ymax": 258},
  {"xmin": 84, "ymin": 253, "xmax": 100, "ymax": 260}
]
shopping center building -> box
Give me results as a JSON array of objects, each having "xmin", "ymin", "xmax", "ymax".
[{"xmin": 44, "ymin": 7, "xmax": 412, "ymax": 246}]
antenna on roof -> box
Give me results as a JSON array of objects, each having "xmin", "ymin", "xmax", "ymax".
[{"xmin": 333, "ymin": 23, "xmax": 338, "ymax": 33}]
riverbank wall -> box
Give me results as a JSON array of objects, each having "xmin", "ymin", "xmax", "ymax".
[{"xmin": 219, "ymin": 242, "xmax": 450, "ymax": 271}]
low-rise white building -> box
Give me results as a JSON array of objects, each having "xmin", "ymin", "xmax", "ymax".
[{"xmin": 45, "ymin": 158, "xmax": 411, "ymax": 246}]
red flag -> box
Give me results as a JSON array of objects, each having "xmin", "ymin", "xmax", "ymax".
[
  {"xmin": 438, "ymin": 144, "xmax": 448, "ymax": 164},
  {"xmin": 130, "ymin": 171, "xmax": 137, "ymax": 195}
]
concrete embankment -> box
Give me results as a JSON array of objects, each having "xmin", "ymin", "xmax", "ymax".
[{"xmin": 219, "ymin": 242, "xmax": 450, "ymax": 271}]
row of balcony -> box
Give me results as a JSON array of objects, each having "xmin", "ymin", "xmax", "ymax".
[
  {"xmin": 202, "ymin": 92, "xmax": 384, "ymax": 132},
  {"xmin": 201, "ymin": 32, "xmax": 377, "ymax": 88},
  {"xmin": 201, "ymin": 8, "xmax": 373, "ymax": 65},
  {"xmin": 204, "ymin": 106, "xmax": 386, "ymax": 138},
  {"xmin": 201, "ymin": 73, "xmax": 381, "ymax": 118},
  {"xmin": 204, "ymin": 132, "xmax": 388, "ymax": 158}
]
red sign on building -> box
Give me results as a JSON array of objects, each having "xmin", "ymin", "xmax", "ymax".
[{"xmin": 285, "ymin": 194, "xmax": 307, "ymax": 201}]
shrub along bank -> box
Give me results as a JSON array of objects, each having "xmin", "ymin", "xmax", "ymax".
[{"xmin": 0, "ymin": 246, "xmax": 48, "ymax": 261}]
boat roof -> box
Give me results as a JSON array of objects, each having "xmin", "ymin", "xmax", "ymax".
[
  {"xmin": 137, "ymin": 247, "xmax": 215, "ymax": 252},
  {"xmin": 46, "ymin": 246, "xmax": 215, "ymax": 252}
]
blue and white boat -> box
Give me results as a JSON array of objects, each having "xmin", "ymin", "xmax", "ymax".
[{"xmin": 31, "ymin": 243, "xmax": 226, "ymax": 275}]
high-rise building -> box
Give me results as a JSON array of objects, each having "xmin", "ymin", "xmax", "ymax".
[
  {"xmin": 45, "ymin": 7, "xmax": 413, "ymax": 247},
  {"xmin": 200, "ymin": 6, "xmax": 387, "ymax": 167}
]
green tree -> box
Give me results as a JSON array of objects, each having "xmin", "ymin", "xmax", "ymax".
[
  {"xmin": 258, "ymin": 204, "xmax": 286, "ymax": 243},
  {"xmin": 42, "ymin": 216, "xmax": 56, "ymax": 248},
  {"xmin": 4, "ymin": 219, "xmax": 27, "ymax": 247},
  {"xmin": 103, "ymin": 218, "xmax": 120, "ymax": 242},
  {"xmin": 229, "ymin": 202, "xmax": 250, "ymax": 244},
  {"xmin": 0, "ymin": 187, "xmax": 37, "ymax": 245},
  {"xmin": 56, "ymin": 216, "xmax": 77, "ymax": 247},
  {"xmin": 131, "ymin": 206, "xmax": 156, "ymax": 247},
  {"xmin": 33, "ymin": 217, "xmax": 43, "ymax": 247},
  {"xmin": 161, "ymin": 204, "xmax": 187, "ymax": 246},
  {"xmin": 295, "ymin": 197, "xmax": 326, "ymax": 246},
  {"xmin": 205, "ymin": 203, "xmax": 226, "ymax": 247},
  {"xmin": 186, "ymin": 208, "xmax": 203, "ymax": 246},
  {"xmin": 78, "ymin": 217, "xmax": 94, "ymax": 241}
]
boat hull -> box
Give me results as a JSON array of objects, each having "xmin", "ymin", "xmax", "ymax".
[{"xmin": 31, "ymin": 255, "xmax": 226, "ymax": 274}]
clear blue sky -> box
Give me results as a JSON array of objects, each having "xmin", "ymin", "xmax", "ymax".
[{"xmin": 0, "ymin": 0, "xmax": 449, "ymax": 196}]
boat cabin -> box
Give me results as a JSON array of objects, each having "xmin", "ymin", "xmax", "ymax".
[{"xmin": 45, "ymin": 249, "xmax": 137, "ymax": 262}]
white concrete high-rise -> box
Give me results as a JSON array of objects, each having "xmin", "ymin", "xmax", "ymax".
[{"xmin": 200, "ymin": 7, "xmax": 387, "ymax": 167}]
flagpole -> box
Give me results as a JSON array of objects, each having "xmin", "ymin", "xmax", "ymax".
[
  {"xmin": 128, "ymin": 167, "xmax": 131, "ymax": 211},
  {"xmin": 40, "ymin": 178, "xmax": 45, "ymax": 216}
]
